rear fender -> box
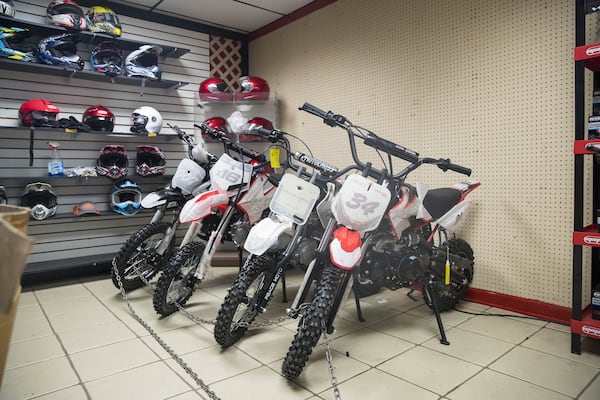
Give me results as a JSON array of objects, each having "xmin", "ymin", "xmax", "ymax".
[{"xmin": 141, "ymin": 188, "xmax": 185, "ymax": 209}]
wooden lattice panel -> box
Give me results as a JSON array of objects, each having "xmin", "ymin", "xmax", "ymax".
[{"xmin": 210, "ymin": 36, "xmax": 242, "ymax": 91}]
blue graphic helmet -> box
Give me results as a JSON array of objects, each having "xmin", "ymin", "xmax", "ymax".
[{"xmin": 111, "ymin": 179, "xmax": 141, "ymax": 216}]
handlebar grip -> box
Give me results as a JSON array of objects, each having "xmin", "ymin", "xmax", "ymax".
[
  {"xmin": 438, "ymin": 158, "xmax": 471, "ymax": 176},
  {"xmin": 249, "ymin": 125, "xmax": 285, "ymax": 143},
  {"xmin": 363, "ymin": 133, "xmax": 419, "ymax": 163},
  {"xmin": 448, "ymin": 163, "xmax": 472, "ymax": 176},
  {"xmin": 299, "ymin": 102, "xmax": 328, "ymax": 119},
  {"xmin": 294, "ymin": 152, "xmax": 339, "ymax": 176},
  {"xmin": 229, "ymin": 142, "xmax": 266, "ymax": 162}
]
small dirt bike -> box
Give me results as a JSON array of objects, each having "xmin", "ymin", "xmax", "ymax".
[
  {"xmin": 152, "ymin": 123, "xmax": 279, "ymax": 316},
  {"xmin": 214, "ymin": 126, "xmax": 341, "ymax": 348},
  {"xmin": 281, "ymin": 103, "xmax": 480, "ymax": 378},
  {"xmin": 111, "ymin": 124, "xmax": 214, "ymax": 291}
]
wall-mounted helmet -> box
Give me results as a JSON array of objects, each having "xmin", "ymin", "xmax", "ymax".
[
  {"xmin": 199, "ymin": 77, "xmax": 232, "ymax": 101},
  {"xmin": 90, "ymin": 41, "xmax": 122, "ymax": 77},
  {"xmin": 18, "ymin": 98, "xmax": 60, "ymax": 127},
  {"xmin": 96, "ymin": 144, "xmax": 128, "ymax": 180},
  {"xmin": 0, "ymin": 27, "xmax": 34, "ymax": 62},
  {"xmin": 46, "ymin": 0, "xmax": 87, "ymax": 30},
  {"xmin": 0, "ymin": 1, "xmax": 16, "ymax": 18},
  {"xmin": 111, "ymin": 179, "xmax": 141, "ymax": 216},
  {"xmin": 85, "ymin": 6, "xmax": 121, "ymax": 37},
  {"xmin": 240, "ymin": 116, "xmax": 273, "ymax": 142},
  {"xmin": 0, "ymin": 185, "xmax": 7, "ymax": 205},
  {"xmin": 21, "ymin": 182, "xmax": 58, "ymax": 220},
  {"xmin": 38, "ymin": 33, "xmax": 84, "ymax": 70},
  {"xmin": 125, "ymin": 44, "xmax": 161, "ymax": 80},
  {"xmin": 130, "ymin": 106, "xmax": 162, "ymax": 136},
  {"xmin": 82, "ymin": 105, "xmax": 114, "ymax": 132},
  {"xmin": 136, "ymin": 145, "xmax": 166, "ymax": 176},
  {"xmin": 235, "ymin": 76, "xmax": 270, "ymax": 101}
]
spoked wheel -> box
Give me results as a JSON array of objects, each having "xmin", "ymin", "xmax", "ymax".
[
  {"xmin": 281, "ymin": 263, "xmax": 346, "ymax": 379},
  {"xmin": 214, "ymin": 254, "xmax": 277, "ymax": 348},
  {"xmin": 424, "ymin": 238, "xmax": 474, "ymax": 311},
  {"xmin": 111, "ymin": 222, "xmax": 174, "ymax": 291},
  {"xmin": 152, "ymin": 241, "xmax": 206, "ymax": 317}
]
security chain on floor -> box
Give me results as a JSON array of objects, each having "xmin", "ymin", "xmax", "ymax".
[
  {"xmin": 113, "ymin": 262, "xmax": 222, "ymax": 400},
  {"xmin": 120, "ymin": 261, "xmax": 342, "ymax": 399},
  {"xmin": 322, "ymin": 323, "xmax": 342, "ymax": 400}
]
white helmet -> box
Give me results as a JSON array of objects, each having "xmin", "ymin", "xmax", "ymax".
[
  {"xmin": 125, "ymin": 44, "xmax": 162, "ymax": 80},
  {"xmin": 130, "ymin": 106, "xmax": 162, "ymax": 136}
]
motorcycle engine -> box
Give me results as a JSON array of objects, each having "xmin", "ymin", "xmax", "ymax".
[
  {"xmin": 359, "ymin": 237, "xmax": 431, "ymax": 291},
  {"xmin": 230, "ymin": 219, "xmax": 251, "ymax": 247}
]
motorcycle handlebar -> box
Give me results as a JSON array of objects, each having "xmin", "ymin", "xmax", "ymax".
[
  {"xmin": 299, "ymin": 103, "xmax": 347, "ymax": 128},
  {"xmin": 249, "ymin": 125, "xmax": 286, "ymax": 143},
  {"xmin": 293, "ymin": 152, "xmax": 339, "ymax": 176},
  {"xmin": 363, "ymin": 133, "xmax": 419, "ymax": 163},
  {"xmin": 194, "ymin": 123, "xmax": 266, "ymax": 163}
]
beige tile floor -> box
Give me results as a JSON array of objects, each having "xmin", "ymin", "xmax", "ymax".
[{"xmin": 2, "ymin": 266, "xmax": 600, "ymax": 400}]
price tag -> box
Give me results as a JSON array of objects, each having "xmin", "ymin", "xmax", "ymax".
[{"xmin": 269, "ymin": 148, "xmax": 281, "ymax": 169}]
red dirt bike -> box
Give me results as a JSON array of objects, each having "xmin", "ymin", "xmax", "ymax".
[{"xmin": 152, "ymin": 123, "xmax": 280, "ymax": 316}]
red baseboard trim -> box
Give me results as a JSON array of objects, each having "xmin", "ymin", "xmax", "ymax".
[
  {"xmin": 249, "ymin": 0, "xmax": 338, "ymax": 41},
  {"xmin": 463, "ymin": 288, "xmax": 571, "ymax": 325}
]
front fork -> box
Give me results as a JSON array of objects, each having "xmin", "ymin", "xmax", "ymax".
[{"xmin": 194, "ymin": 204, "xmax": 237, "ymax": 280}]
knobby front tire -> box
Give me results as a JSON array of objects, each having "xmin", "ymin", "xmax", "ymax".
[
  {"xmin": 152, "ymin": 241, "xmax": 206, "ymax": 317},
  {"xmin": 214, "ymin": 254, "xmax": 277, "ymax": 348},
  {"xmin": 281, "ymin": 263, "xmax": 345, "ymax": 379},
  {"xmin": 111, "ymin": 222, "xmax": 173, "ymax": 291}
]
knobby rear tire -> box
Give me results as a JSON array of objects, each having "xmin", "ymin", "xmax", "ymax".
[
  {"xmin": 424, "ymin": 238, "xmax": 474, "ymax": 311},
  {"xmin": 281, "ymin": 263, "xmax": 345, "ymax": 379}
]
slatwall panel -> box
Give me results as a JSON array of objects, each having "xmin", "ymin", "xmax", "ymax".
[
  {"xmin": 248, "ymin": 0, "xmax": 587, "ymax": 308},
  {"xmin": 0, "ymin": 0, "xmax": 216, "ymax": 275}
]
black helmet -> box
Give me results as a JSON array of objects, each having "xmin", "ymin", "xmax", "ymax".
[{"xmin": 21, "ymin": 182, "xmax": 58, "ymax": 220}]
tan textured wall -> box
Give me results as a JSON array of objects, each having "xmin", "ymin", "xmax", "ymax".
[{"xmin": 249, "ymin": 0, "xmax": 593, "ymax": 308}]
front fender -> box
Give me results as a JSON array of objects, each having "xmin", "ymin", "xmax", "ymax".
[
  {"xmin": 244, "ymin": 216, "xmax": 294, "ymax": 255},
  {"xmin": 329, "ymin": 226, "xmax": 362, "ymax": 270},
  {"xmin": 141, "ymin": 188, "xmax": 186, "ymax": 209}
]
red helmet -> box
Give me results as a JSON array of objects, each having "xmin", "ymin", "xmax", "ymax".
[
  {"xmin": 19, "ymin": 99, "xmax": 60, "ymax": 127},
  {"xmin": 199, "ymin": 77, "xmax": 232, "ymax": 101},
  {"xmin": 240, "ymin": 117, "xmax": 273, "ymax": 142},
  {"xmin": 82, "ymin": 105, "xmax": 115, "ymax": 132},
  {"xmin": 235, "ymin": 76, "xmax": 270, "ymax": 101},
  {"xmin": 200, "ymin": 116, "xmax": 233, "ymax": 142}
]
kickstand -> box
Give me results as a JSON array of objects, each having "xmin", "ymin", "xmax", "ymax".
[
  {"xmin": 281, "ymin": 268, "xmax": 288, "ymax": 303},
  {"xmin": 353, "ymin": 288, "xmax": 366, "ymax": 322},
  {"xmin": 424, "ymin": 283, "xmax": 450, "ymax": 345}
]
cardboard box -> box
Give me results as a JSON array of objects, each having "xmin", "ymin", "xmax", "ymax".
[
  {"xmin": 0, "ymin": 286, "xmax": 20, "ymax": 387},
  {"xmin": 0, "ymin": 205, "xmax": 31, "ymax": 388}
]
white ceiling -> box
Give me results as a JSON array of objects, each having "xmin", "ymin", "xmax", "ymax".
[{"xmin": 109, "ymin": 0, "xmax": 316, "ymax": 34}]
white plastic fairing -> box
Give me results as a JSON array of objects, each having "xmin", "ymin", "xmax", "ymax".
[
  {"xmin": 436, "ymin": 200, "xmax": 471, "ymax": 229},
  {"xmin": 179, "ymin": 189, "xmax": 229, "ymax": 223},
  {"xmin": 209, "ymin": 153, "xmax": 252, "ymax": 193},
  {"xmin": 172, "ymin": 159, "xmax": 206, "ymax": 195},
  {"xmin": 141, "ymin": 191, "xmax": 166, "ymax": 209},
  {"xmin": 244, "ymin": 216, "xmax": 294, "ymax": 255},
  {"xmin": 331, "ymin": 174, "xmax": 391, "ymax": 233},
  {"xmin": 270, "ymin": 174, "xmax": 321, "ymax": 225}
]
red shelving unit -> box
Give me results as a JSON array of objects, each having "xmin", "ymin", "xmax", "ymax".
[{"xmin": 572, "ymin": 0, "xmax": 600, "ymax": 354}]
